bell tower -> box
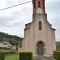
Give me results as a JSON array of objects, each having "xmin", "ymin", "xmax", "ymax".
[{"xmin": 33, "ymin": 0, "xmax": 45, "ymax": 14}]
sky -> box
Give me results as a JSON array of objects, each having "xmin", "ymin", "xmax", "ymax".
[{"xmin": 0, "ymin": 0, "xmax": 60, "ymax": 41}]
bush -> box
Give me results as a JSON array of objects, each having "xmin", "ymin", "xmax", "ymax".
[
  {"xmin": 19, "ymin": 52, "xmax": 32, "ymax": 60},
  {"xmin": 54, "ymin": 51, "xmax": 60, "ymax": 60},
  {"xmin": 0, "ymin": 52, "xmax": 5, "ymax": 60}
]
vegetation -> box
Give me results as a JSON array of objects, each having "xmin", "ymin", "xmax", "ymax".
[
  {"xmin": 54, "ymin": 51, "xmax": 60, "ymax": 60},
  {"xmin": 19, "ymin": 52, "xmax": 32, "ymax": 60},
  {"xmin": 56, "ymin": 41, "xmax": 60, "ymax": 51},
  {"xmin": 0, "ymin": 32, "xmax": 23, "ymax": 45},
  {"xmin": 5, "ymin": 53, "xmax": 19, "ymax": 60},
  {"xmin": 53, "ymin": 42, "xmax": 60, "ymax": 60},
  {"xmin": 0, "ymin": 52, "xmax": 5, "ymax": 60}
]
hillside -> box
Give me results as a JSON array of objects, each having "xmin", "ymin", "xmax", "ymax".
[{"xmin": 0, "ymin": 32, "xmax": 23, "ymax": 45}]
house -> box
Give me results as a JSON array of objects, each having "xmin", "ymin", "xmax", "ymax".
[{"xmin": 0, "ymin": 41, "xmax": 16, "ymax": 52}]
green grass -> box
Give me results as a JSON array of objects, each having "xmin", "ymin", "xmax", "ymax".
[{"xmin": 5, "ymin": 53, "xmax": 19, "ymax": 60}]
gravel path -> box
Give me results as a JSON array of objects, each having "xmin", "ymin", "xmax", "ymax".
[{"xmin": 33, "ymin": 56, "xmax": 55, "ymax": 60}]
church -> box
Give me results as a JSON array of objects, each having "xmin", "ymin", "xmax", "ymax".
[{"xmin": 19, "ymin": 0, "xmax": 56, "ymax": 57}]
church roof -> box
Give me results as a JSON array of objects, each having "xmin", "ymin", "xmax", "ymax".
[
  {"xmin": 33, "ymin": 0, "xmax": 45, "ymax": 2},
  {"xmin": 24, "ymin": 22, "xmax": 32, "ymax": 30},
  {"xmin": 51, "ymin": 27, "xmax": 55, "ymax": 30}
]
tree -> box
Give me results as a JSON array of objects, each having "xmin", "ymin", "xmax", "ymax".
[{"xmin": 9, "ymin": 38, "xmax": 20, "ymax": 51}]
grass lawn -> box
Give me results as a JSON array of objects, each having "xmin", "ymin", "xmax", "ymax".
[{"xmin": 5, "ymin": 53, "xmax": 19, "ymax": 60}]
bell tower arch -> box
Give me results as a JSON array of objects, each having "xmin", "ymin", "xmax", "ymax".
[{"xmin": 33, "ymin": 0, "xmax": 45, "ymax": 14}]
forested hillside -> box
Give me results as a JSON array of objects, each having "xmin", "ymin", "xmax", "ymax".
[{"xmin": 0, "ymin": 32, "xmax": 23, "ymax": 45}]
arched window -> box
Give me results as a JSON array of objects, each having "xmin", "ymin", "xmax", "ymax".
[
  {"xmin": 39, "ymin": 22, "xmax": 42, "ymax": 30},
  {"xmin": 38, "ymin": 1, "xmax": 40, "ymax": 7},
  {"xmin": 43, "ymin": 2, "xmax": 44, "ymax": 8},
  {"xmin": 33, "ymin": 0, "xmax": 35, "ymax": 2},
  {"xmin": 42, "ymin": 0, "xmax": 45, "ymax": 1},
  {"xmin": 42, "ymin": 0, "xmax": 44, "ymax": 1},
  {"xmin": 34, "ymin": 2, "xmax": 36, "ymax": 8}
]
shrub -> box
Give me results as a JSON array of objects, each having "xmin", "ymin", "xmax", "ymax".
[
  {"xmin": 19, "ymin": 52, "xmax": 32, "ymax": 60},
  {"xmin": 54, "ymin": 51, "xmax": 60, "ymax": 60},
  {"xmin": 0, "ymin": 52, "xmax": 5, "ymax": 60}
]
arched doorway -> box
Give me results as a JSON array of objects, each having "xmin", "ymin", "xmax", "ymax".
[{"xmin": 37, "ymin": 41, "xmax": 44, "ymax": 55}]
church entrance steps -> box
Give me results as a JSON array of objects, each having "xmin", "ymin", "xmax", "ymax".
[{"xmin": 33, "ymin": 56, "xmax": 55, "ymax": 60}]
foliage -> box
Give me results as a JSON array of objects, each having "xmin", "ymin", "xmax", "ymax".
[
  {"xmin": 0, "ymin": 47, "xmax": 11, "ymax": 49},
  {"xmin": 54, "ymin": 51, "xmax": 60, "ymax": 60},
  {"xmin": 19, "ymin": 52, "xmax": 32, "ymax": 60},
  {"xmin": 56, "ymin": 41, "xmax": 60, "ymax": 51},
  {"xmin": 0, "ymin": 32, "xmax": 23, "ymax": 46},
  {"xmin": 8, "ymin": 38, "xmax": 19, "ymax": 45},
  {"xmin": 0, "ymin": 52, "xmax": 5, "ymax": 60}
]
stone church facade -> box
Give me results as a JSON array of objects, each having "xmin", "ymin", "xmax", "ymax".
[{"xmin": 19, "ymin": 0, "xmax": 56, "ymax": 57}]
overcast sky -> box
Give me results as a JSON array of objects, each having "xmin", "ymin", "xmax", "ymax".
[{"xmin": 0, "ymin": 0, "xmax": 60, "ymax": 41}]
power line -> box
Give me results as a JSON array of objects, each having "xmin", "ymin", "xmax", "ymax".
[{"xmin": 0, "ymin": 1, "xmax": 32, "ymax": 11}]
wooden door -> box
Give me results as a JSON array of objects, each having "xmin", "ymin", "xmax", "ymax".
[{"xmin": 37, "ymin": 43, "xmax": 43, "ymax": 55}]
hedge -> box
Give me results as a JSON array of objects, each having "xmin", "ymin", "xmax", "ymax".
[
  {"xmin": 0, "ymin": 52, "xmax": 5, "ymax": 60},
  {"xmin": 19, "ymin": 52, "xmax": 32, "ymax": 60},
  {"xmin": 54, "ymin": 51, "xmax": 60, "ymax": 60}
]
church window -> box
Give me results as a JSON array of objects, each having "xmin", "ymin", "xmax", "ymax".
[
  {"xmin": 43, "ymin": 2, "xmax": 44, "ymax": 8},
  {"xmin": 34, "ymin": 2, "xmax": 36, "ymax": 8},
  {"xmin": 33, "ymin": 0, "xmax": 35, "ymax": 2},
  {"xmin": 42, "ymin": 0, "xmax": 45, "ymax": 1},
  {"xmin": 39, "ymin": 22, "xmax": 42, "ymax": 30},
  {"xmin": 38, "ymin": 1, "xmax": 40, "ymax": 7}
]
